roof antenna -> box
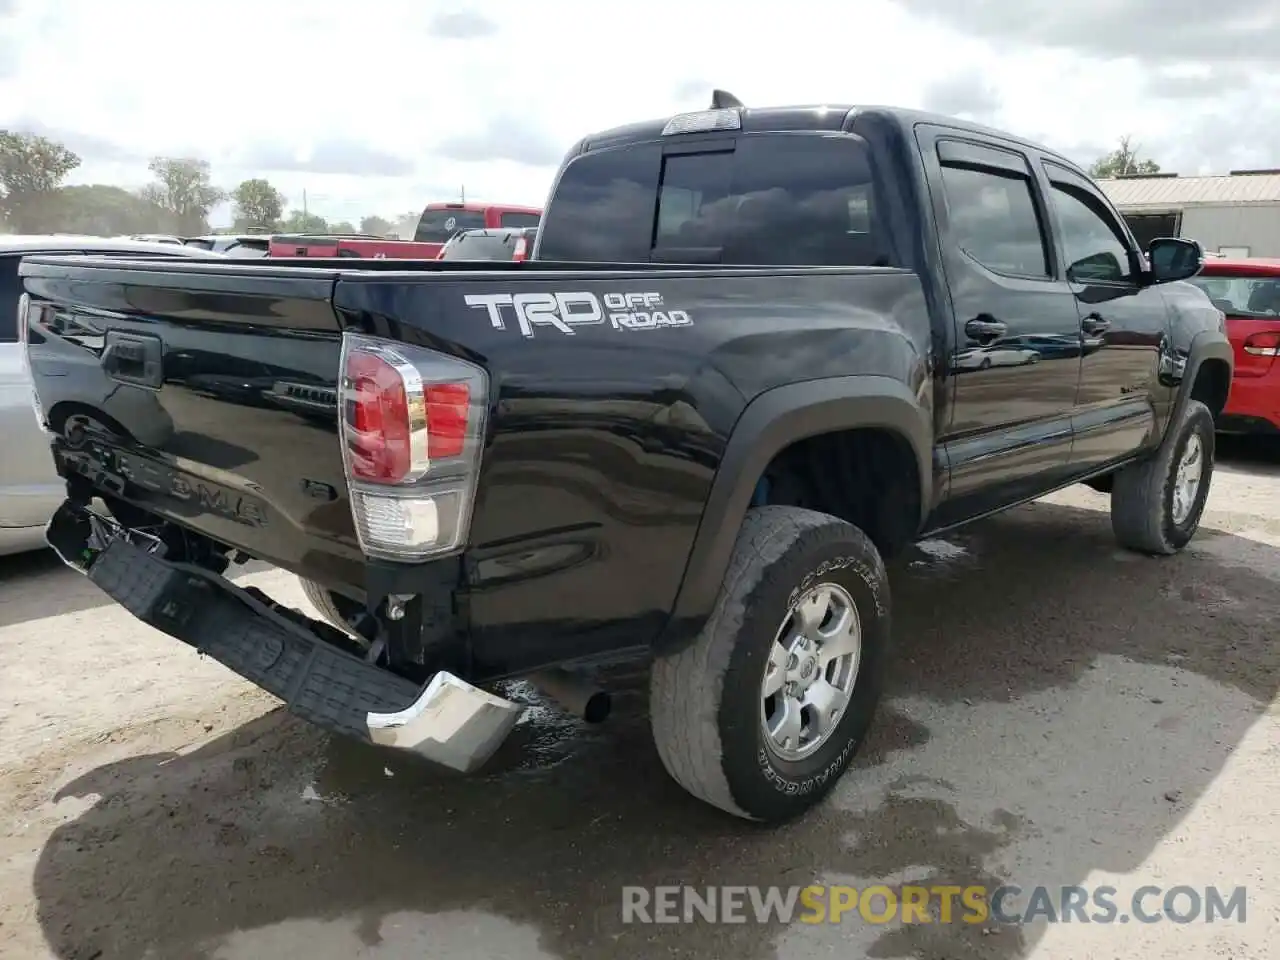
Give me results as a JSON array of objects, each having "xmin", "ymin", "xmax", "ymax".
[{"xmin": 710, "ymin": 89, "xmax": 744, "ymax": 109}]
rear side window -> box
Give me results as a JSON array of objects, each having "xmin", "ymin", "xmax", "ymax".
[
  {"xmin": 439, "ymin": 233, "xmax": 515, "ymax": 260},
  {"xmin": 499, "ymin": 211, "xmax": 540, "ymax": 228},
  {"xmin": 537, "ymin": 134, "xmax": 889, "ymax": 266},
  {"xmin": 414, "ymin": 209, "xmax": 486, "ymax": 243},
  {"xmin": 1189, "ymin": 273, "xmax": 1280, "ymax": 316},
  {"xmin": 0, "ymin": 256, "xmax": 19, "ymax": 342},
  {"xmin": 938, "ymin": 163, "xmax": 1049, "ymax": 278}
]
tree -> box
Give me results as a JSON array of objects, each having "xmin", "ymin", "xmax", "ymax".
[
  {"xmin": 329, "ymin": 220, "xmax": 356, "ymax": 234},
  {"xmin": 49, "ymin": 184, "xmax": 167, "ymax": 236},
  {"xmin": 230, "ymin": 178, "xmax": 284, "ymax": 232},
  {"xmin": 1089, "ymin": 136, "xmax": 1162, "ymax": 179},
  {"xmin": 360, "ymin": 214, "xmax": 392, "ymax": 236},
  {"xmin": 0, "ymin": 130, "xmax": 81, "ymax": 232},
  {"xmin": 280, "ymin": 209, "xmax": 329, "ymax": 233},
  {"xmin": 139, "ymin": 157, "xmax": 227, "ymax": 235}
]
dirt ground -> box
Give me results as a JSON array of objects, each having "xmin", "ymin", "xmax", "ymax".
[{"xmin": 1, "ymin": 440, "xmax": 1278, "ymax": 960}]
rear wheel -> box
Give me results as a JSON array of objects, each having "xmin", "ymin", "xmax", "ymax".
[
  {"xmin": 299, "ymin": 579, "xmax": 365, "ymax": 643},
  {"xmin": 649, "ymin": 505, "xmax": 890, "ymax": 823}
]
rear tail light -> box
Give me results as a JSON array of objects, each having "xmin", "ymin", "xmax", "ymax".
[
  {"xmin": 512, "ymin": 237, "xmax": 528, "ymax": 262},
  {"xmin": 1243, "ymin": 331, "xmax": 1280, "ymax": 357},
  {"xmin": 338, "ymin": 333, "xmax": 488, "ymax": 562}
]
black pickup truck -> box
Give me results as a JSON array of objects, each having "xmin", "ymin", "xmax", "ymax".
[{"xmin": 18, "ymin": 95, "xmax": 1232, "ymax": 825}]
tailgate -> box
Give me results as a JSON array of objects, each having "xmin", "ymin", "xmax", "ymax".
[{"xmin": 19, "ymin": 256, "xmax": 361, "ymax": 585}]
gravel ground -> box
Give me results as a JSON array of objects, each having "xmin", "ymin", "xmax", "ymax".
[{"xmin": 1, "ymin": 439, "xmax": 1278, "ymax": 960}]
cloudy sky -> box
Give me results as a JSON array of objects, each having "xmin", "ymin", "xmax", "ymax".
[{"xmin": 2, "ymin": 0, "xmax": 1278, "ymax": 226}]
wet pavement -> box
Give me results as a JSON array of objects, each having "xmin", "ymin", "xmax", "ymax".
[{"xmin": 1, "ymin": 438, "xmax": 1278, "ymax": 959}]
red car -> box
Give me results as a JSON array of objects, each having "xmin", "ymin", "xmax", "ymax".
[{"xmin": 1188, "ymin": 256, "xmax": 1280, "ymax": 434}]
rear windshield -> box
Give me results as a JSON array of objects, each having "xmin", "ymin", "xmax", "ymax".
[
  {"xmin": 439, "ymin": 233, "xmax": 516, "ymax": 261},
  {"xmin": 1189, "ymin": 273, "xmax": 1280, "ymax": 317},
  {"xmin": 536, "ymin": 132, "xmax": 888, "ymax": 266},
  {"xmin": 414, "ymin": 209, "xmax": 486, "ymax": 243},
  {"xmin": 499, "ymin": 211, "xmax": 540, "ymax": 228}
]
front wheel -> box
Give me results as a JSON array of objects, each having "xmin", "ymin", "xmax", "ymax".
[
  {"xmin": 649, "ymin": 506, "xmax": 890, "ymax": 823},
  {"xmin": 1111, "ymin": 398, "xmax": 1215, "ymax": 554}
]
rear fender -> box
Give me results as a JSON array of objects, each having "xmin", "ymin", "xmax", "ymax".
[{"xmin": 657, "ymin": 375, "xmax": 933, "ymax": 652}]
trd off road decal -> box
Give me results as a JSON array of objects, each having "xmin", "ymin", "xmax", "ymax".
[{"xmin": 464, "ymin": 291, "xmax": 692, "ymax": 338}]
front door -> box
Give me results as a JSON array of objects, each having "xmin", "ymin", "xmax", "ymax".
[
  {"xmin": 921, "ymin": 132, "xmax": 1084, "ymax": 524},
  {"xmin": 1039, "ymin": 161, "xmax": 1171, "ymax": 472}
]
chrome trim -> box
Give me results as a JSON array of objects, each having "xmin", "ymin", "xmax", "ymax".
[{"xmin": 366, "ymin": 671, "xmax": 524, "ymax": 772}]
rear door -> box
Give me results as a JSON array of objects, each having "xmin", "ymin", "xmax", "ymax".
[{"xmin": 915, "ymin": 130, "xmax": 1083, "ymax": 521}]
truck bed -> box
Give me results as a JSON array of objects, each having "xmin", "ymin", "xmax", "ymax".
[{"xmin": 20, "ymin": 253, "xmax": 927, "ymax": 678}]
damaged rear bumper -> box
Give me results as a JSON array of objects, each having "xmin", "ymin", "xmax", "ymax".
[{"xmin": 46, "ymin": 500, "xmax": 522, "ymax": 773}]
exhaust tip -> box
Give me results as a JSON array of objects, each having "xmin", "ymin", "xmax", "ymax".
[{"xmin": 583, "ymin": 691, "xmax": 611, "ymax": 724}]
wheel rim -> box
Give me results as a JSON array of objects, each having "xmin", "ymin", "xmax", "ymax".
[
  {"xmin": 1171, "ymin": 432, "xmax": 1204, "ymax": 525},
  {"xmin": 759, "ymin": 582, "xmax": 862, "ymax": 762}
]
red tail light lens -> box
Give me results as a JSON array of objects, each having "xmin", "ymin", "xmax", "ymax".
[
  {"xmin": 512, "ymin": 237, "xmax": 528, "ymax": 262},
  {"xmin": 425, "ymin": 383, "xmax": 469, "ymax": 458},
  {"xmin": 338, "ymin": 334, "xmax": 488, "ymax": 561},
  {"xmin": 343, "ymin": 351, "xmax": 423, "ymax": 482},
  {"xmin": 1243, "ymin": 331, "xmax": 1280, "ymax": 357}
]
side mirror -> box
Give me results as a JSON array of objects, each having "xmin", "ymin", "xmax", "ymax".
[
  {"xmin": 1068, "ymin": 251, "xmax": 1125, "ymax": 283},
  {"xmin": 1148, "ymin": 237, "xmax": 1203, "ymax": 284}
]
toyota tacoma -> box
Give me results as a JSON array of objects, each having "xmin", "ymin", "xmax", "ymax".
[{"xmin": 18, "ymin": 93, "xmax": 1232, "ymax": 824}]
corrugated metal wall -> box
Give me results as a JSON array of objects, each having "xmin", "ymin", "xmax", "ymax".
[{"xmin": 1177, "ymin": 204, "xmax": 1280, "ymax": 257}]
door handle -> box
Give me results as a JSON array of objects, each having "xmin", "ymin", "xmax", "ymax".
[
  {"xmin": 964, "ymin": 316, "xmax": 1007, "ymax": 340},
  {"xmin": 1081, "ymin": 313, "xmax": 1111, "ymax": 335}
]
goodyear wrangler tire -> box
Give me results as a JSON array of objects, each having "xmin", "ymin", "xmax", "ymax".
[
  {"xmin": 1111, "ymin": 398, "xmax": 1215, "ymax": 555},
  {"xmin": 649, "ymin": 505, "xmax": 890, "ymax": 823}
]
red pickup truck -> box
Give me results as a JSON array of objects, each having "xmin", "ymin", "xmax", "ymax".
[{"xmin": 269, "ymin": 201, "xmax": 543, "ymax": 260}]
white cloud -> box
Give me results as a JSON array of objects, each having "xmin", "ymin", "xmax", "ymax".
[{"xmin": 1, "ymin": 0, "xmax": 1276, "ymax": 227}]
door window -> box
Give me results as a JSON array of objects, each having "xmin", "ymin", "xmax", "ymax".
[
  {"xmin": 938, "ymin": 163, "xmax": 1050, "ymax": 279},
  {"xmin": 1044, "ymin": 168, "xmax": 1135, "ymax": 283}
]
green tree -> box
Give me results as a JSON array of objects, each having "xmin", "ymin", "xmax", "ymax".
[
  {"xmin": 329, "ymin": 220, "xmax": 356, "ymax": 234},
  {"xmin": 0, "ymin": 130, "xmax": 81, "ymax": 232},
  {"xmin": 49, "ymin": 184, "xmax": 167, "ymax": 236},
  {"xmin": 230, "ymin": 178, "xmax": 285, "ymax": 232},
  {"xmin": 140, "ymin": 157, "xmax": 227, "ymax": 235},
  {"xmin": 280, "ymin": 209, "xmax": 329, "ymax": 233},
  {"xmin": 360, "ymin": 214, "xmax": 392, "ymax": 236},
  {"xmin": 1089, "ymin": 135, "xmax": 1162, "ymax": 178}
]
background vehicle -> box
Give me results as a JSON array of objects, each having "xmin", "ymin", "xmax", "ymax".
[
  {"xmin": 267, "ymin": 204, "xmax": 544, "ymax": 260},
  {"xmin": 0, "ymin": 236, "xmax": 222, "ymax": 556},
  {"xmin": 266, "ymin": 233, "xmax": 387, "ymax": 258},
  {"xmin": 436, "ymin": 226, "xmax": 539, "ymax": 261},
  {"xmin": 182, "ymin": 234, "xmax": 271, "ymax": 257},
  {"xmin": 18, "ymin": 98, "xmax": 1230, "ymax": 824},
  {"xmin": 123, "ymin": 234, "xmax": 183, "ymax": 245},
  {"xmin": 411, "ymin": 201, "xmax": 541, "ymax": 258},
  {"xmin": 1186, "ymin": 257, "xmax": 1280, "ymax": 434}
]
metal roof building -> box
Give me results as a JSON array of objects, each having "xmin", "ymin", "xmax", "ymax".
[{"xmin": 1096, "ymin": 170, "xmax": 1280, "ymax": 258}]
